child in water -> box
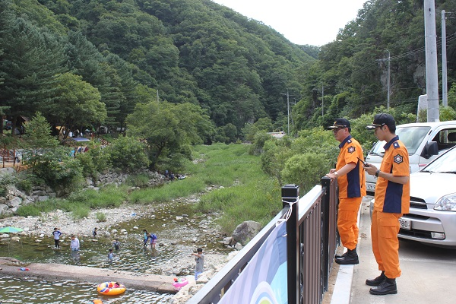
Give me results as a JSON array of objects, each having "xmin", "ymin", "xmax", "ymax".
[
  {"xmin": 52, "ymin": 227, "xmax": 62, "ymax": 249},
  {"xmin": 108, "ymin": 248, "xmax": 114, "ymax": 263},
  {"xmin": 112, "ymin": 239, "xmax": 120, "ymax": 251},
  {"xmin": 149, "ymin": 233, "xmax": 157, "ymax": 249},
  {"xmin": 70, "ymin": 235, "xmax": 80, "ymax": 251},
  {"xmin": 143, "ymin": 229, "xmax": 148, "ymax": 246}
]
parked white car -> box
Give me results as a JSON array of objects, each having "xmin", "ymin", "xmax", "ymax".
[
  {"xmin": 365, "ymin": 121, "xmax": 456, "ymax": 196},
  {"xmin": 397, "ymin": 146, "xmax": 456, "ymax": 248}
]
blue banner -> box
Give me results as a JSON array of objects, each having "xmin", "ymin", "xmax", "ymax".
[{"xmin": 219, "ymin": 221, "xmax": 288, "ymax": 304}]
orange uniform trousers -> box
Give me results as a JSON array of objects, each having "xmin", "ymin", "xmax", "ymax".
[
  {"xmin": 338, "ymin": 197, "xmax": 362, "ymax": 250},
  {"xmin": 371, "ymin": 209, "xmax": 402, "ymax": 279}
]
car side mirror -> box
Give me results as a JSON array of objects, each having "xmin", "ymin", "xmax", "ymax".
[{"xmin": 421, "ymin": 141, "xmax": 438, "ymax": 159}]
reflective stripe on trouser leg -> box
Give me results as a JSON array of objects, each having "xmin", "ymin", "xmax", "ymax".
[
  {"xmin": 371, "ymin": 210, "xmax": 402, "ymax": 278},
  {"xmin": 337, "ymin": 197, "xmax": 362, "ymax": 250}
]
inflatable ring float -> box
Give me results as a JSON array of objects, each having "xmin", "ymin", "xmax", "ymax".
[
  {"xmin": 97, "ymin": 282, "xmax": 126, "ymax": 296},
  {"xmin": 172, "ymin": 278, "xmax": 189, "ymax": 290}
]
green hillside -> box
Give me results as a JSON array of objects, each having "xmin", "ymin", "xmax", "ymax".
[{"xmin": 0, "ymin": 0, "xmax": 314, "ymax": 137}]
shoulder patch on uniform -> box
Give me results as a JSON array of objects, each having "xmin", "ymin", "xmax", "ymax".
[
  {"xmin": 393, "ymin": 142, "xmax": 400, "ymax": 148},
  {"xmin": 394, "ymin": 154, "xmax": 403, "ymax": 164},
  {"xmin": 347, "ymin": 146, "xmax": 355, "ymax": 154}
]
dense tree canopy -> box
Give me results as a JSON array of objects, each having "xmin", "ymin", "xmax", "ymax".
[
  {"xmin": 1, "ymin": 0, "xmax": 455, "ymax": 142},
  {"xmin": 0, "ymin": 0, "xmax": 315, "ymax": 138},
  {"xmin": 126, "ymin": 100, "xmax": 214, "ymax": 170}
]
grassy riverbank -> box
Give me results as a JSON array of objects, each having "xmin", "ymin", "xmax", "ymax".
[
  {"xmin": 189, "ymin": 144, "xmax": 282, "ymax": 233},
  {"xmin": 16, "ymin": 143, "xmax": 282, "ymax": 234}
]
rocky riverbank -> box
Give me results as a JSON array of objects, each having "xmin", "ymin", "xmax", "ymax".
[
  {"xmin": 0, "ymin": 168, "xmax": 263, "ymax": 302},
  {"xmin": 0, "ymin": 194, "xmax": 245, "ymax": 303}
]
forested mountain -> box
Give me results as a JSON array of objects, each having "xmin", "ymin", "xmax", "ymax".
[
  {"xmin": 293, "ymin": 0, "xmax": 456, "ymax": 130},
  {"xmin": 0, "ymin": 0, "xmax": 314, "ymax": 138},
  {"xmin": 2, "ymin": 0, "xmax": 455, "ymax": 141}
]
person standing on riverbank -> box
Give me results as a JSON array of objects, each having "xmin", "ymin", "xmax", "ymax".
[
  {"xmin": 52, "ymin": 227, "xmax": 62, "ymax": 249},
  {"xmin": 191, "ymin": 248, "xmax": 204, "ymax": 281},
  {"xmin": 92, "ymin": 227, "xmax": 98, "ymax": 238},
  {"xmin": 70, "ymin": 235, "xmax": 80, "ymax": 251}
]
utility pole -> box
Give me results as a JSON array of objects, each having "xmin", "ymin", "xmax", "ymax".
[
  {"xmin": 387, "ymin": 50, "xmax": 391, "ymax": 109},
  {"xmin": 282, "ymin": 90, "xmax": 294, "ymax": 135},
  {"xmin": 442, "ymin": 10, "xmax": 448, "ymax": 107},
  {"xmin": 424, "ymin": 0, "xmax": 439, "ymax": 122},
  {"xmin": 376, "ymin": 51, "xmax": 391, "ymax": 109},
  {"xmin": 321, "ymin": 84, "xmax": 324, "ymax": 117},
  {"xmin": 286, "ymin": 89, "xmax": 290, "ymax": 135}
]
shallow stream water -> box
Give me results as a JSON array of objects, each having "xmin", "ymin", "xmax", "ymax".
[
  {"xmin": 0, "ymin": 202, "xmax": 231, "ymax": 303},
  {"xmin": 0, "ymin": 277, "xmax": 173, "ymax": 303}
]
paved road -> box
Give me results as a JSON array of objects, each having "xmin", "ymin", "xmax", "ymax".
[{"xmin": 350, "ymin": 201, "xmax": 456, "ymax": 304}]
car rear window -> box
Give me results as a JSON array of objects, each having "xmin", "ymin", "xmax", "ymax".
[{"xmin": 369, "ymin": 126, "xmax": 430, "ymax": 155}]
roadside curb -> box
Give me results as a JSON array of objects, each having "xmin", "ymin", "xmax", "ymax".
[
  {"xmin": 330, "ymin": 264, "xmax": 354, "ymax": 304},
  {"xmin": 329, "ymin": 199, "xmax": 367, "ymax": 304}
]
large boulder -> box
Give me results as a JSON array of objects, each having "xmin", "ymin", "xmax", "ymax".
[
  {"xmin": 0, "ymin": 204, "xmax": 8, "ymax": 214},
  {"xmin": 232, "ymin": 221, "xmax": 262, "ymax": 245},
  {"xmin": 7, "ymin": 197, "xmax": 22, "ymax": 208}
]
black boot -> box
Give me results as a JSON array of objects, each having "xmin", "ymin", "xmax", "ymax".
[
  {"xmin": 366, "ymin": 271, "xmax": 386, "ymax": 286},
  {"xmin": 369, "ymin": 277, "xmax": 397, "ymax": 295},
  {"xmin": 335, "ymin": 248, "xmax": 359, "ymax": 265},
  {"xmin": 334, "ymin": 251, "xmax": 347, "ymax": 259}
]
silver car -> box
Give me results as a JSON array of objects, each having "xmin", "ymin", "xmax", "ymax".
[{"xmin": 398, "ymin": 146, "xmax": 456, "ymax": 247}]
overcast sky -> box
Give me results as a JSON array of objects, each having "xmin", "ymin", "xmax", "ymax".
[{"xmin": 211, "ymin": 0, "xmax": 367, "ymax": 46}]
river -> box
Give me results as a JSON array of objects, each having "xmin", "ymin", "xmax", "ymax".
[{"xmin": 0, "ymin": 201, "xmax": 233, "ymax": 303}]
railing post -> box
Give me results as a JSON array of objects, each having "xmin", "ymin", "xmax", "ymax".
[
  {"xmin": 282, "ymin": 184, "xmax": 300, "ymax": 304},
  {"xmin": 320, "ymin": 176, "xmax": 331, "ymax": 292}
]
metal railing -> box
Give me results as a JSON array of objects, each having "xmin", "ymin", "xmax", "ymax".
[{"xmin": 187, "ymin": 176, "xmax": 338, "ymax": 304}]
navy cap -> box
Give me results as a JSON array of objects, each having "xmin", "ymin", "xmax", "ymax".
[
  {"xmin": 366, "ymin": 113, "xmax": 396, "ymax": 130},
  {"xmin": 328, "ymin": 118, "xmax": 351, "ymax": 130}
]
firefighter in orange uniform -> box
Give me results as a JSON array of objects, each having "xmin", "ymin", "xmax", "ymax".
[
  {"xmin": 326, "ymin": 118, "xmax": 366, "ymax": 265},
  {"xmin": 364, "ymin": 113, "xmax": 410, "ymax": 295}
]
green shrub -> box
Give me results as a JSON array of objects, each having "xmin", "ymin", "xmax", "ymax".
[
  {"xmin": 127, "ymin": 174, "xmax": 150, "ymax": 188},
  {"xmin": 87, "ymin": 145, "xmax": 111, "ymax": 173},
  {"xmin": 96, "ymin": 212, "xmax": 107, "ymax": 222},
  {"xmin": 106, "ymin": 137, "xmax": 149, "ymax": 173},
  {"xmin": 16, "ymin": 178, "xmax": 33, "ymax": 194},
  {"xmin": 282, "ymin": 153, "xmax": 328, "ymax": 193},
  {"xmin": 70, "ymin": 204, "xmax": 90, "ymax": 219},
  {"xmin": 28, "ymin": 147, "xmax": 84, "ymax": 195},
  {"xmin": 67, "ymin": 186, "xmax": 126, "ymax": 209},
  {"xmin": 76, "ymin": 152, "xmax": 97, "ymax": 179},
  {"xmin": 0, "ymin": 174, "xmax": 16, "ymax": 196},
  {"xmin": 15, "ymin": 204, "xmax": 41, "ymax": 217}
]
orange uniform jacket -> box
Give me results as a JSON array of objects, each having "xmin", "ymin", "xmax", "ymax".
[
  {"xmin": 336, "ymin": 136, "xmax": 366, "ymax": 198},
  {"xmin": 374, "ymin": 136, "xmax": 410, "ymax": 214}
]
